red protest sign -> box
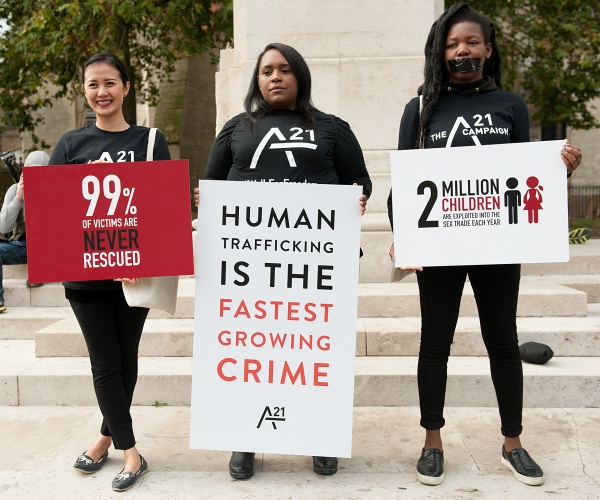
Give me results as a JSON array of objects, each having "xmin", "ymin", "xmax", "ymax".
[{"xmin": 23, "ymin": 160, "xmax": 194, "ymax": 282}]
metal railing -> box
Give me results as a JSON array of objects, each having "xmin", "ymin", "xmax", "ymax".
[{"xmin": 569, "ymin": 183, "xmax": 600, "ymax": 219}]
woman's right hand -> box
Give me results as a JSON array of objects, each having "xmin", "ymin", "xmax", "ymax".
[
  {"xmin": 561, "ymin": 140, "xmax": 582, "ymax": 174},
  {"xmin": 194, "ymin": 187, "xmax": 199, "ymax": 207},
  {"xmin": 389, "ymin": 243, "xmax": 423, "ymax": 271},
  {"xmin": 16, "ymin": 174, "xmax": 25, "ymax": 201}
]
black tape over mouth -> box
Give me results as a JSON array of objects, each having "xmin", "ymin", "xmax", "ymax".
[{"xmin": 447, "ymin": 58, "xmax": 482, "ymax": 73}]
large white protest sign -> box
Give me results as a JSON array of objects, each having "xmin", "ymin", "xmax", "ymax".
[
  {"xmin": 191, "ymin": 181, "xmax": 362, "ymax": 457},
  {"xmin": 391, "ymin": 140, "xmax": 569, "ymax": 267}
]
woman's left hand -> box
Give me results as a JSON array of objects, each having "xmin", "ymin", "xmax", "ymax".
[
  {"xmin": 561, "ymin": 140, "xmax": 582, "ymax": 174},
  {"xmin": 354, "ymin": 183, "xmax": 367, "ymax": 215},
  {"xmin": 114, "ymin": 278, "xmax": 139, "ymax": 284},
  {"xmin": 358, "ymin": 194, "xmax": 367, "ymax": 215}
]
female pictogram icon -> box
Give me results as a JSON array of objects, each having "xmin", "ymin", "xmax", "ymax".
[{"xmin": 523, "ymin": 176, "xmax": 543, "ymax": 223}]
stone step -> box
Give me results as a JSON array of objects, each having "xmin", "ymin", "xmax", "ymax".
[
  {"xmin": 539, "ymin": 274, "xmax": 600, "ymax": 303},
  {"xmin": 3, "ymin": 340, "xmax": 599, "ymax": 407},
  {"xmin": 0, "ymin": 307, "xmax": 72, "ymax": 340},
  {"xmin": 353, "ymin": 355, "xmax": 600, "ymax": 408},
  {"xmin": 3, "ymin": 263, "xmax": 28, "ymax": 279},
  {"xmin": 362, "ymin": 314, "xmax": 600, "ymax": 356},
  {"xmin": 357, "ymin": 279, "xmax": 588, "ymax": 317},
  {"xmin": 36, "ymin": 308, "xmax": 600, "ymax": 358},
  {"xmin": 35, "ymin": 317, "xmax": 195, "ymax": 357},
  {"xmin": 358, "ymin": 226, "xmax": 600, "ymax": 283},
  {"xmin": 0, "ymin": 340, "xmax": 191, "ymax": 406},
  {"xmin": 523, "ymin": 239, "xmax": 600, "ymax": 275},
  {"xmin": 6, "ymin": 275, "xmax": 590, "ymax": 317},
  {"xmin": 2, "ymin": 278, "xmax": 196, "ymax": 316},
  {"xmin": 35, "ymin": 317, "xmax": 366, "ymax": 358},
  {"xmin": 9, "ymin": 238, "xmax": 600, "ymax": 286},
  {"xmin": 3, "ymin": 280, "xmax": 69, "ymax": 307}
]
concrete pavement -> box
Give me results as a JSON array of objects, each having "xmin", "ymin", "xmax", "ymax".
[{"xmin": 0, "ymin": 406, "xmax": 599, "ymax": 499}]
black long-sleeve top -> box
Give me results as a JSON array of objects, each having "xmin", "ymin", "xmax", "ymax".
[
  {"xmin": 388, "ymin": 78, "xmax": 530, "ymax": 228},
  {"xmin": 206, "ymin": 110, "xmax": 372, "ymax": 198}
]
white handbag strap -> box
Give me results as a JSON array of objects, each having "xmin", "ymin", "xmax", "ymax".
[{"xmin": 146, "ymin": 127, "xmax": 158, "ymax": 161}]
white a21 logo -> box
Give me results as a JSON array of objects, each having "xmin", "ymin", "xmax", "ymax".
[
  {"xmin": 98, "ymin": 151, "xmax": 136, "ymax": 162},
  {"xmin": 250, "ymin": 127, "xmax": 316, "ymax": 168}
]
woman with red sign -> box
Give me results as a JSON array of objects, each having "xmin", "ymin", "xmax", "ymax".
[
  {"xmin": 195, "ymin": 42, "xmax": 371, "ymax": 480},
  {"xmin": 387, "ymin": 3, "xmax": 582, "ymax": 488},
  {"xmin": 49, "ymin": 52, "xmax": 170, "ymax": 492}
]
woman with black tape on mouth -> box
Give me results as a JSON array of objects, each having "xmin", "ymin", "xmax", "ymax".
[{"xmin": 387, "ymin": 2, "xmax": 582, "ymax": 488}]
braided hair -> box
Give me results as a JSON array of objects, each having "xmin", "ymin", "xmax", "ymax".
[{"xmin": 417, "ymin": 3, "xmax": 502, "ymax": 147}]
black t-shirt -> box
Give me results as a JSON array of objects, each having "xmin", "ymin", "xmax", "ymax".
[
  {"xmin": 49, "ymin": 124, "xmax": 171, "ymax": 296},
  {"xmin": 206, "ymin": 110, "xmax": 372, "ymax": 196},
  {"xmin": 388, "ymin": 81, "xmax": 530, "ymax": 226},
  {"xmin": 49, "ymin": 124, "xmax": 170, "ymax": 165},
  {"xmin": 398, "ymin": 87, "xmax": 529, "ymax": 150}
]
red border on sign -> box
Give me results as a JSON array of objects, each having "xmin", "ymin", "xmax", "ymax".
[{"xmin": 24, "ymin": 160, "xmax": 194, "ymax": 282}]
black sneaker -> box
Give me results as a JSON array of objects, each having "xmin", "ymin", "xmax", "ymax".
[
  {"xmin": 0, "ymin": 303, "xmax": 5, "ymax": 313},
  {"xmin": 501, "ymin": 445, "xmax": 544, "ymax": 486},
  {"xmin": 416, "ymin": 448, "xmax": 444, "ymax": 485}
]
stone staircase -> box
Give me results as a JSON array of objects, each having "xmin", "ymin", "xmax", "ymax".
[{"xmin": 2, "ymin": 240, "xmax": 600, "ymax": 408}]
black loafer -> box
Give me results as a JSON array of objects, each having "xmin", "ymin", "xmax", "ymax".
[
  {"xmin": 112, "ymin": 454, "xmax": 148, "ymax": 492},
  {"xmin": 416, "ymin": 448, "xmax": 444, "ymax": 485},
  {"xmin": 312, "ymin": 456, "xmax": 338, "ymax": 475},
  {"xmin": 73, "ymin": 450, "xmax": 109, "ymax": 474},
  {"xmin": 501, "ymin": 445, "xmax": 544, "ymax": 486},
  {"xmin": 229, "ymin": 452, "xmax": 255, "ymax": 480}
]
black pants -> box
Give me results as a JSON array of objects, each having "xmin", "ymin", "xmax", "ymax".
[
  {"xmin": 70, "ymin": 295, "xmax": 149, "ymax": 450},
  {"xmin": 416, "ymin": 264, "xmax": 523, "ymax": 438}
]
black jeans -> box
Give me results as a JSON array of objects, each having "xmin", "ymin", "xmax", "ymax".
[
  {"xmin": 70, "ymin": 295, "xmax": 149, "ymax": 450},
  {"xmin": 416, "ymin": 264, "xmax": 523, "ymax": 438}
]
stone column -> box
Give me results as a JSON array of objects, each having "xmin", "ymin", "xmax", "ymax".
[{"xmin": 215, "ymin": 0, "xmax": 444, "ymax": 282}]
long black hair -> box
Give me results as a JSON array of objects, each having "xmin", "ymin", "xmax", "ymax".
[
  {"xmin": 244, "ymin": 42, "xmax": 318, "ymax": 129},
  {"xmin": 417, "ymin": 3, "xmax": 502, "ymax": 147},
  {"xmin": 82, "ymin": 52, "xmax": 129, "ymax": 86}
]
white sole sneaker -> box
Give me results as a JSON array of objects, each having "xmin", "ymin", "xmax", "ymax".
[
  {"xmin": 501, "ymin": 455, "xmax": 545, "ymax": 486},
  {"xmin": 417, "ymin": 471, "xmax": 444, "ymax": 486}
]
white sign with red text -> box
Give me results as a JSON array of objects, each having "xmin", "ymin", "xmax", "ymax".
[
  {"xmin": 391, "ymin": 140, "xmax": 569, "ymax": 267},
  {"xmin": 190, "ymin": 180, "xmax": 362, "ymax": 457}
]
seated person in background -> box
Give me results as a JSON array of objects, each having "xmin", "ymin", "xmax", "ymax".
[{"xmin": 0, "ymin": 151, "xmax": 49, "ymax": 312}]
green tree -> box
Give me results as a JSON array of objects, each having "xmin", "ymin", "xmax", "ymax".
[
  {"xmin": 446, "ymin": 0, "xmax": 600, "ymax": 137},
  {"xmin": 0, "ymin": 0, "xmax": 233, "ymax": 146}
]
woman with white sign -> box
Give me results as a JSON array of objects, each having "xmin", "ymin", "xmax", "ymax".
[
  {"xmin": 194, "ymin": 42, "xmax": 371, "ymax": 479},
  {"xmin": 387, "ymin": 3, "xmax": 582, "ymax": 488},
  {"xmin": 49, "ymin": 52, "xmax": 170, "ymax": 492}
]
